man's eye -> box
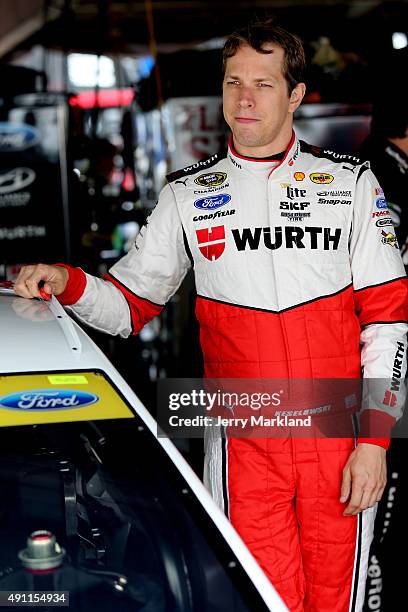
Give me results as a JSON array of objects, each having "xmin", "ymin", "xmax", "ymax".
[
  {"xmin": 226, "ymin": 80, "xmax": 239, "ymax": 85},
  {"xmin": 258, "ymin": 82, "xmax": 272, "ymax": 87}
]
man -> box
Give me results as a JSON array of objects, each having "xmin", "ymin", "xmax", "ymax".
[
  {"xmin": 360, "ymin": 93, "xmax": 408, "ymax": 264},
  {"xmin": 15, "ymin": 19, "xmax": 408, "ymax": 612}
]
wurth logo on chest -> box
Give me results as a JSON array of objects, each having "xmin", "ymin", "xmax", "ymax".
[
  {"xmin": 231, "ymin": 226, "xmax": 342, "ymax": 251},
  {"xmin": 196, "ymin": 226, "xmax": 225, "ymax": 261}
]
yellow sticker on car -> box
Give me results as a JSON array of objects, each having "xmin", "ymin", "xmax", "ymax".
[
  {"xmin": 48, "ymin": 375, "xmax": 88, "ymax": 385},
  {"xmin": 0, "ymin": 371, "xmax": 134, "ymax": 427}
]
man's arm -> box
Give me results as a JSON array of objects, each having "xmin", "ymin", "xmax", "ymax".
[
  {"xmin": 341, "ymin": 166, "xmax": 408, "ymax": 515},
  {"xmin": 15, "ymin": 184, "xmax": 191, "ymax": 337}
]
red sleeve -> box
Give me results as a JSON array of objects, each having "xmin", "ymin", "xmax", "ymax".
[
  {"xmin": 104, "ymin": 272, "xmax": 163, "ymax": 334},
  {"xmin": 55, "ymin": 264, "xmax": 87, "ymax": 305},
  {"xmin": 357, "ymin": 410, "xmax": 396, "ymax": 449},
  {"xmin": 354, "ymin": 277, "xmax": 408, "ymax": 326}
]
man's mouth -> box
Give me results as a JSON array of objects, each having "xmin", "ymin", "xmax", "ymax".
[{"xmin": 235, "ymin": 117, "xmax": 260, "ymax": 124}]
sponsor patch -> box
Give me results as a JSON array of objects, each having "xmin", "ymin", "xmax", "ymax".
[
  {"xmin": 375, "ymin": 217, "xmax": 393, "ymax": 228},
  {"xmin": 372, "ymin": 210, "xmax": 389, "ymax": 218},
  {"xmin": 194, "ymin": 193, "xmax": 231, "ymax": 211},
  {"xmin": 374, "ymin": 187, "xmax": 384, "ymax": 196},
  {"xmin": 294, "ymin": 172, "xmax": 305, "ymax": 181},
  {"xmin": 0, "ymin": 389, "xmax": 98, "ymax": 411},
  {"xmin": 196, "ymin": 225, "xmax": 225, "ymax": 261},
  {"xmin": 376, "ymin": 197, "xmax": 388, "ymax": 209},
  {"xmin": 317, "ymin": 190, "xmax": 351, "ymax": 197},
  {"xmin": 231, "ymin": 226, "xmax": 342, "ymax": 251},
  {"xmin": 317, "ymin": 198, "xmax": 351, "ymax": 206},
  {"xmin": 193, "ymin": 209, "xmax": 235, "ymax": 222},
  {"xmin": 381, "ymin": 231, "xmax": 398, "ymax": 248},
  {"xmin": 194, "ymin": 172, "xmax": 227, "ymax": 187},
  {"xmin": 283, "ymin": 186, "xmax": 307, "ymax": 199},
  {"xmin": 194, "ymin": 183, "xmax": 230, "ymax": 195},
  {"xmin": 281, "ymin": 212, "xmax": 311, "ymax": 222},
  {"xmin": 310, "ymin": 172, "xmax": 334, "ymax": 184}
]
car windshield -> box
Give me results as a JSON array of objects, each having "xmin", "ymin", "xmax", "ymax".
[{"xmin": 0, "ymin": 370, "xmax": 270, "ymax": 612}]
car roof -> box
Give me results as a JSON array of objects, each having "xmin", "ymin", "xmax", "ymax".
[{"xmin": 0, "ymin": 291, "xmax": 112, "ymax": 374}]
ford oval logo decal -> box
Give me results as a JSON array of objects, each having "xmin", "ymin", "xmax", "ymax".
[
  {"xmin": 0, "ymin": 389, "xmax": 98, "ymax": 411},
  {"xmin": 194, "ymin": 194, "xmax": 231, "ymax": 210},
  {"xmin": 0, "ymin": 123, "xmax": 40, "ymax": 152}
]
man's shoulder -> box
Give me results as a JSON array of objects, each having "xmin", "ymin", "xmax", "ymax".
[
  {"xmin": 166, "ymin": 149, "xmax": 228, "ymax": 184},
  {"xmin": 299, "ymin": 140, "xmax": 366, "ymax": 167}
]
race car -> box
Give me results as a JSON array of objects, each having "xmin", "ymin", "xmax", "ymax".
[{"xmin": 0, "ymin": 286, "xmax": 286, "ymax": 611}]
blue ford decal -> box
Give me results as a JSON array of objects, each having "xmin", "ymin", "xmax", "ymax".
[
  {"xmin": 194, "ymin": 194, "xmax": 231, "ymax": 211},
  {"xmin": 0, "ymin": 123, "xmax": 40, "ymax": 152},
  {"xmin": 0, "ymin": 389, "xmax": 98, "ymax": 411},
  {"xmin": 376, "ymin": 197, "xmax": 388, "ymax": 209}
]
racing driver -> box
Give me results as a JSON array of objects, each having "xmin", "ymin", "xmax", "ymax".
[{"xmin": 15, "ymin": 18, "xmax": 408, "ymax": 612}]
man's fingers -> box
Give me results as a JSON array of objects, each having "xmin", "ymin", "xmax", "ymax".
[
  {"xmin": 340, "ymin": 466, "xmax": 352, "ymax": 503},
  {"xmin": 14, "ymin": 264, "xmax": 67, "ymax": 299},
  {"xmin": 344, "ymin": 480, "xmax": 364, "ymax": 515},
  {"xmin": 344, "ymin": 478, "xmax": 384, "ymax": 515}
]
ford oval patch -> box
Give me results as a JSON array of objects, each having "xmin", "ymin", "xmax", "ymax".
[
  {"xmin": 0, "ymin": 389, "xmax": 99, "ymax": 411},
  {"xmin": 194, "ymin": 194, "xmax": 231, "ymax": 211}
]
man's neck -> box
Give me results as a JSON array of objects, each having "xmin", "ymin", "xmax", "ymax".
[{"xmin": 231, "ymin": 132, "xmax": 294, "ymax": 161}]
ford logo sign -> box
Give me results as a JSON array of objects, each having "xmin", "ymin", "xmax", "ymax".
[
  {"xmin": 0, "ymin": 123, "xmax": 40, "ymax": 152},
  {"xmin": 194, "ymin": 194, "xmax": 231, "ymax": 210},
  {"xmin": 0, "ymin": 389, "xmax": 98, "ymax": 411},
  {"xmin": 376, "ymin": 197, "xmax": 388, "ymax": 209}
]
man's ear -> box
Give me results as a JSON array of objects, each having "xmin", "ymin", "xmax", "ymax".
[{"xmin": 289, "ymin": 82, "xmax": 306, "ymax": 113}]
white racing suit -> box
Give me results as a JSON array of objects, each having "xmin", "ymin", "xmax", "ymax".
[{"xmin": 58, "ymin": 134, "xmax": 408, "ymax": 611}]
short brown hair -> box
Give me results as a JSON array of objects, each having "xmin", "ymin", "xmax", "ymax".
[{"xmin": 223, "ymin": 18, "xmax": 306, "ymax": 94}]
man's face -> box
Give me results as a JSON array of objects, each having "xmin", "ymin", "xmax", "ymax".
[{"xmin": 223, "ymin": 43, "xmax": 304, "ymax": 157}]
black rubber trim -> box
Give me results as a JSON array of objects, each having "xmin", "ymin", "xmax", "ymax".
[
  {"xmin": 356, "ymin": 165, "xmax": 369, "ymax": 181},
  {"xmin": 182, "ymin": 227, "xmax": 194, "ymax": 268},
  {"xmin": 299, "ymin": 140, "xmax": 363, "ymax": 166},
  {"xmin": 197, "ymin": 283, "xmax": 353, "ymax": 314},
  {"xmin": 166, "ymin": 149, "xmax": 228, "ymax": 183},
  {"xmin": 361, "ymin": 320, "xmax": 408, "ymax": 328},
  {"xmin": 106, "ymin": 271, "xmax": 164, "ymax": 308},
  {"xmin": 354, "ymin": 276, "xmax": 407, "ymax": 293},
  {"xmin": 350, "ymin": 512, "xmax": 363, "ymax": 612}
]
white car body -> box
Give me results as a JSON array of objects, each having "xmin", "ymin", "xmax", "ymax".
[{"xmin": 0, "ymin": 289, "xmax": 287, "ymax": 612}]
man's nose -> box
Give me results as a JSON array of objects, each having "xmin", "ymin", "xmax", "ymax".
[{"xmin": 237, "ymin": 86, "xmax": 255, "ymax": 108}]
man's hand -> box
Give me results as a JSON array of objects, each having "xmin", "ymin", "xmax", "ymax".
[
  {"xmin": 340, "ymin": 443, "xmax": 387, "ymax": 516},
  {"xmin": 14, "ymin": 264, "xmax": 69, "ymax": 299}
]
